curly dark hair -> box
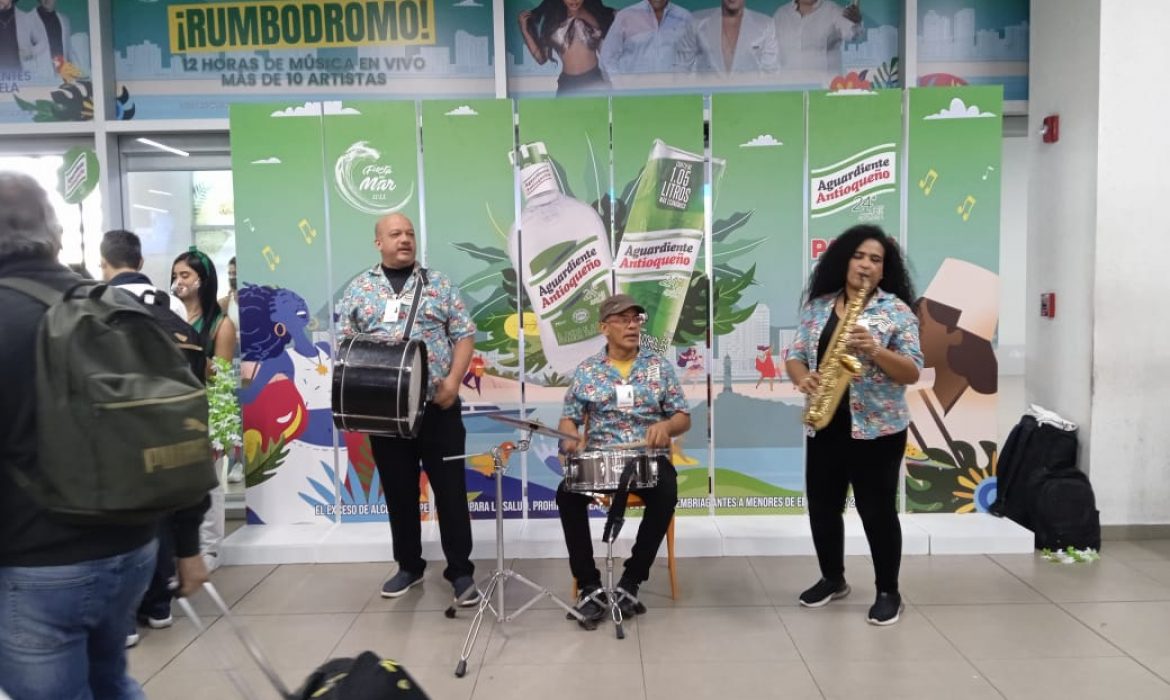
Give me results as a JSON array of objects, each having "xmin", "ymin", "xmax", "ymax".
[
  {"xmin": 918, "ymin": 298, "xmax": 998, "ymax": 394},
  {"xmin": 526, "ymin": 0, "xmax": 616, "ymax": 61},
  {"xmin": 239, "ymin": 283, "xmax": 302, "ymax": 362},
  {"xmin": 803, "ymin": 224, "xmax": 916, "ymax": 307}
]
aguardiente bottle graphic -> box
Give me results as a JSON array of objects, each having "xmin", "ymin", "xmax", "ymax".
[
  {"xmin": 509, "ymin": 142, "xmax": 613, "ymax": 376},
  {"xmin": 614, "ymin": 139, "xmax": 709, "ymax": 356}
]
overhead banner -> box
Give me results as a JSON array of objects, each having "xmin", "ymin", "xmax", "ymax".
[
  {"xmin": 917, "ymin": 0, "xmax": 1028, "ymax": 108},
  {"xmin": 111, "ymin": 0, "xmax": 494, "ymax": 119},
  {"xmin": 904, "ymin": 85, "xmax": 1002, "ymax": 514},
  {"xmin": 806, "ymin": 88, "xmax": 902, "ymax": 260},
  {"xmin": 0, "ymin": 0, "xmax": 94, "ymax": 123},
  {"xmin": 503, "ymin": 0, "xmax": 900, "ymax": 98},
  {"xmin": 709, "ymin": 91, "xmax": 806, "ymax": 514}
]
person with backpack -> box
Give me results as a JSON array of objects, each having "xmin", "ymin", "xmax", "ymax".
[
  {"xmin": 171, "ymin": 247, "xmax": 237, "ymax": 572},
  {"xmin": 101, "ymin": 229, "xmax": 211, "ymax": 645},
  {"xmin": 0, "ymin": 173, "xmax": 210, "ymax": 699}
]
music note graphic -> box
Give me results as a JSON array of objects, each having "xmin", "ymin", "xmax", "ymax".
[
  {"xmin": 298, "ymin": 218, "xmax": 318, "ymax": 244},
  {"xmin": 956, "ymin": 195, "xmax": 977, "ymax": 221},
  {"xmin": 261, "ymin": 245, "xmax": 281, "ymax": 271},
  {"xmin": 242, "ymin": 217, "xmax": 256, "ymax": 234},
  {"xmin": 981, "ymin": 166, "xmax": 995, "ymax": 181},
  {"xmin": 917, "ymin": 169, "xmax": 939, "ymax": 196}
]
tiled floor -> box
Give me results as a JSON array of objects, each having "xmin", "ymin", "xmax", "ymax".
[{"xmin": 130, "ymin": 541, "xmax": 1170, "ymax": 700}]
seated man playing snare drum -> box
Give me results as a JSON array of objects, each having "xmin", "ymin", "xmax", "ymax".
[{"xmin": 556, "ymin": 294, "xmax": 691, "ymax": 628}]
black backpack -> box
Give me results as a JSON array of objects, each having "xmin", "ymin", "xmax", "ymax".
[
  {"xmin": 294, "ymin": 652, "xmax": 430, "ymax": 699},
  {"xmin": 0, "ymin": 278, "xmax": 218, "ymax": 525},
  {"xmin": 135, "ymin": 287, "xmax": 207, "ymax": 384},
  {"xmin": 991, "ymin": 414, "xmax": 1101, "ymax": 550}
]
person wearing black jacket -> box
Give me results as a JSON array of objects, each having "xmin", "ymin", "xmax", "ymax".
[{"xmin": 0, "ymin": 173, "xmax": 208, "ymax": 699}]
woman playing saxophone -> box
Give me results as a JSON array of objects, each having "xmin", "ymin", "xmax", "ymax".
[{"xmin": 784, "ymin": 225, "xmax": 922, "ymax": 626}]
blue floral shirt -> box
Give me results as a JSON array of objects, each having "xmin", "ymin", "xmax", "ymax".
[
  {"xmin": 562, "ymin": 346, "xmax": 690, "ymax": 450},
  {"xmin": 787, "ymin": 288, "xmax": 923, "ymax": 439},
  {"xmin": 336, "ymin": 265, "xmax": 476, "ymax": 398}
]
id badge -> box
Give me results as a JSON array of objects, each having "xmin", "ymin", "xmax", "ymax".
[
  {"xmin": 616, "ymin": 384, "xmax": 635, "ymax": 409},
  {"xmin": 382, "ymin": 299, "xmax": 401, "ymax": 323}
]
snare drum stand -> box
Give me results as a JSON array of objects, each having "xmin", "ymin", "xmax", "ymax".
[
  {"xmin": 445, "ymin": 435, "xmax": 586, "ymax": 678},
  {"xmin": 573, "ymin": 490, "xmax": 643, "ymax": 640}
]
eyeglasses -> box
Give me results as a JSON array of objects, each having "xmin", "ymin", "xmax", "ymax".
[{"xmin": 605, "ymin": 313, "xmax": 646, "ymax": 327}]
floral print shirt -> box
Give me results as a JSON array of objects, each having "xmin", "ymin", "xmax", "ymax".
[
  {"xmin": 562, "ymin": 346, "xmax": 690, "ymax": 450},
  {"xmin": 336, "ymin": 264, "xmax": 476, "ymax": 398},
  {"xmin": 787, "ymin": 288, "xmax": 923, "ymax": 439}
]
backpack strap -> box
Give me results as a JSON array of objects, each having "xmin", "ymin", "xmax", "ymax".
[{"xmin": 0, "ymin": 277, "xmax": 68, "ymax": 307}]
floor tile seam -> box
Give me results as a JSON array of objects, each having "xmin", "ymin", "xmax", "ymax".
[
  {"xmin": 766, "ymin": 600, "xmax": 828, "ymax": 699},
  {"xmin": 984, "ymin": 554, "xmax": 1065, "ymax": 605},
  {"xmin": 1050, "ymin": 598, "xmax": 1168, "ymax": 678},
  {"xmin": 910, "ymin": 600, "xmax": 1009, "ymax": 700}
]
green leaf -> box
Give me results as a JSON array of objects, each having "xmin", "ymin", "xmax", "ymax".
[
  {"xmin": 713, "ymin": 238, "xmax": 766, "ymax": 263},
  {"xmin": 459, "ymin": 261, "xmax": 509, "ymax": 294},
  {"xmin": 952, "ymin": 440, "xmax": 978, "ymax": 470},
  {"xmin": 924, "ymin": 447, "xmax": 957, "ymax": 467},
  {"xmin": 713, "ymin": 302, "xmax": 757, "ymax": 335},
  {"xmin": 712, "ymin": 211, "xmax": 754, "ymax": 243},
  {"xmin": 451, "ymin": 242, "xmax": 509, "ymax": 264}
]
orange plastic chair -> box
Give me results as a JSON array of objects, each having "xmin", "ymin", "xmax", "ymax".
[{"xmin": 571, "ymin": 492, "xmax": 678, "ymax": 600}]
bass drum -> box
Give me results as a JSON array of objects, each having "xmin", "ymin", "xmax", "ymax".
[{"xmin": 332, "ymin": 335, "xmax": 429, "ymax": 438}]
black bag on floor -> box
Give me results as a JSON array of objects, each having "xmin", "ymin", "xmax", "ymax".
[
  {"xmin": 295, "ymin": 652, "xmax": 429, "ymax": 700},
  {"xmin": 990, "ymin": 412, "xmax": 1100, "ymax": 550}
]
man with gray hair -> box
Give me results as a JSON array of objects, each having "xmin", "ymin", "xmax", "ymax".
[{"xmin": 0, "ymin": 172, "xmax": 160, "ymax": 698}]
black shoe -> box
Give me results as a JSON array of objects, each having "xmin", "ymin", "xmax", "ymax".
[
  {"xmin": 616, "ymin": 579, "xmax": 647, "ymax": 618},
  {"xmin": 799, "ymin": 578, "xmax": 850, "ymax": 608},
  {"xmin": 572, "ymin": 584, "xmax": 607, "ymax": 628},
  {"xmin": 867, "ymin": 592, "xmax": 903, "ymax": 626},
  {"xmin": 452, "ymin": 575, "xmax": 481, "ymax": 608}
]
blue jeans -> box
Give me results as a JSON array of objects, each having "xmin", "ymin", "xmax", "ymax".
[{"xmin": 0, "ymin": 540, "xmax": 157, "ymax": 700}]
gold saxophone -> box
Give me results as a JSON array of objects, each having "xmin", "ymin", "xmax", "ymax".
[{"xmin": 803, "ymin": 281, "xmax": 869, "ymax": 430}]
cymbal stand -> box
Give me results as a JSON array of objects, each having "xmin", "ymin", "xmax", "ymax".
[
  {"xmin": 444, "ymin": 434, "xmax": 586, "ymax": 678},
  {"xmin": 571, "ymin": 493, "xmax": 642, "ymax": 640}
]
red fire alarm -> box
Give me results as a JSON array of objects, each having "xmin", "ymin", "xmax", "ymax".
[
  {"xmin": 1040, "ymin": 293, "xmax": 1056, "ymax": 318},
  {"xmin": 1042, "ymin": 115, "xmax": 1060, "ymax": 143}
]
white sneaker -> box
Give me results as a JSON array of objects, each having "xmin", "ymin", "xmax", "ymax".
[
  {"xmin": 125, "ymin": 632, "xmax": 140, "ymax": 648},
  {"xmin": 227, "ymin": 463, "xmax": 244, "ymax": 484},
  {"xmin": 203, "ymin": 552, "xmax": 221, "ymax": 573}
]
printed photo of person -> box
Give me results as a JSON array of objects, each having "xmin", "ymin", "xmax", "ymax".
[
  {"xmin": 32, "ymin": 0, "xmax": 73, "ymax": 68},
  {"xmin": 773, "ymin": 0, "xmax": 863, "ymax": 82},
  {"xmin": 0, "ymin": 0, "xmax": 49, "ymax": 75},
  {"xmin": 907, "ymin": 258, "xmax": 999, "ymax": 461},
  {"xmin": 676, "ymin": 0, "xmax": 778, "ymax": 75},
  {"xmin": 518, "ymin": 0, "xmax": 616, "ymax": 95},
  {"xmin": 598, "ymin": 0, "xmax": 692, "ymax": 80}
]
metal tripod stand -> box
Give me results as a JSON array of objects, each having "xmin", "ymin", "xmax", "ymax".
[
  {"xmin": 571, "ymin": 490, "xmax": 644, "ymax": 639},
  {"xmin": 446, "ymin": 434, "xmax": 586, "ymax": 678}
]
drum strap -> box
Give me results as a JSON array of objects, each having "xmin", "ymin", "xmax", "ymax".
[
  {"xmin": 401, "ymin": 267, "xmax": 428, "ymax": 340},
  {"xmin": 602, "ymin": 457, "xmax": 641, "ymax": 543}
]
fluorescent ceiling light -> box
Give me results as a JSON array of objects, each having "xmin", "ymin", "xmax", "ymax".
[
  {"xmin": 147, "ymin": 189, "xmax": 173, "ymax": 196},
  {"xmin": 132, "ymin": 204, "xmax": 169, "ymax": 214},
  {"xmin": 136, "ymin": 138, "xmax": 189, "ymax": 157}
]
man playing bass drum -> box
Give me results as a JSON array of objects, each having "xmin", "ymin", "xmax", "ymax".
[
  {"xmin": 336, "ymin": 213, "xmax": 480, "ymax": 608},
  {"xmin": 556, "ymin": 294, "xmax": 691, "ymax": 627}
]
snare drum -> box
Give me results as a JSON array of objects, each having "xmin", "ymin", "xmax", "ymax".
[
  {"xmin": 564, "ymin": 449, "xmax": 667, "ymax": 494},
  {"xmin": 332, "ymin": 334, "xmax": 428, "ymax": 438}
]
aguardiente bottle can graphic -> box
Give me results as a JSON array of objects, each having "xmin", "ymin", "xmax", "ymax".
[
  {"xmin": 614, "ymin": 139, "xmax": 707, "ymax": 356},
  {"xmin": 508, "ymin": 142, "xmax": 613, "ymax": 376}
]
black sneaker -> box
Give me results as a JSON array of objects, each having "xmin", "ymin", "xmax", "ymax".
[
  {"xmin": 572, "ymin": 584, "xmax": 607, "ymax": 628},
  {"xmin": 616, "ymin": 579, "xmax": 647, "ymax": 618},
  {"xmin": 798, "ymin": 578, "xmax": 850, "ymax": 608},
  {"xmin": 452, "ymin": 575, "xmax": 481, "ymax": 607},
  {"xmin": 380, "ymin": 569, "xmax": 424, "ymax": 598},
  {"xmin": 867, "ymin": 592, "xmax": 903, "ymax": 626}
]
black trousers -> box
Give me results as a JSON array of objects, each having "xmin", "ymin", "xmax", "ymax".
[
  {"xmin": 370, "ymin": 400, "xmax": 474, "ymax": 583},
  {"xmin": 556, "ymin": 458, "xmax": 677, "ymax": 588},
  {"xmin": 136, "ymin": 519, "xmax": 175, "ymax": 618},
  {"xmin": 806, "ymin": 416, "xmax": 906, "ymax": 594}
]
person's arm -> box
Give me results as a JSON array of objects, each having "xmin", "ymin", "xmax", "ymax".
[
  {"xmin": 433, "ymin": 278, "xmax": 477, "ymax": 409},
  {"xmin": 169, "ymin": 494, "xmax": 211, "ymax": 596},
  {"xmin": 846, "ymin": 303, "xmax": 922, "ymax": 385},
  {"xmin": 212, "ymin": 316, "xmax": 237, "ymax": 363},
  {"xmin": 757, "ymin": 18, "xmax": 780, "ymax": 73},
  {"xmin": 839, "ymin": 1, "xmax": 864, "ymax": 41},
  {"xmin": 645, "ymin": 360, "xmax": 692, "ymax": 448},
  {"xmin": 558, "ymin": 373, "xmax": 587, "ymax": 453},
  {"xmin": 518, "ymin": 10, "xmax": 549, "ymax": 64},
  {"xmin": 674, "ymin": 18, "xmax": 701, "ymax": 73},
  {"xmin": 335, "ymin": 282, "xmax": 363, "ymax": 339},
  {"xmin": 598, "ymin": 13, "xmax": 625, "ymax": 80},
  {"xmin": 785, "ymin": 303, "xmax": 820, "ymax": 394}
]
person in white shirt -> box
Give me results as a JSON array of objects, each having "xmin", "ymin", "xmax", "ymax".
[
  {"xmin": 599, "ymin": 0, "xmax": 692, "ymax": 79},
  {"xmin": 773, "ymin": 0, "xmax": 862, "ymax": 80},
  {"xmin": 676, "ymin": 0, "xmax": 778, "ymax": 75},
  {"xmin": 32, "ymin": 0, "xmax": 71, "ymax": 67},
  {"xmin": 0, "ymin": 0, "xmax": 50, "ymax": 76}
]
